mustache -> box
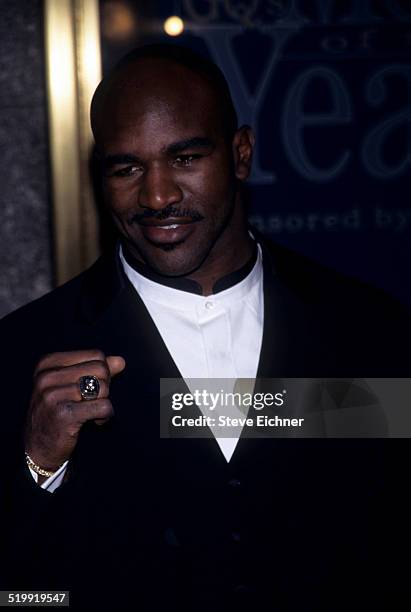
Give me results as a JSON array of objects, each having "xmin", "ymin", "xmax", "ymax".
[{"xmin": 128, "ymin": 205, "xmax": 204, "ymax": 225}]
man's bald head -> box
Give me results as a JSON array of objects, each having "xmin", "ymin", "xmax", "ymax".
[
  {"xmin": 90, "ymin": 43, "xmax": 254, "ymax": 285},
  {"xmin": 90, "ymin": 44, "xmax": 238, "ymax": 146}
]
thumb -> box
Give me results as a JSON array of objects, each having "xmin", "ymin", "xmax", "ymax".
[{"xmin": 107, "ymin": 355, "xmax": 126, "ymax": 377}]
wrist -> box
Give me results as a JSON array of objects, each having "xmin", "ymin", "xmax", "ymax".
[{"xmin": 25, "ymin": 452, "xmax": 64, "ymax": 478}]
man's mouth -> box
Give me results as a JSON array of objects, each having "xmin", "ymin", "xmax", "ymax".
[{"xmin": 137, "ymin": 218, "xmax": 200, "ymax": 244}]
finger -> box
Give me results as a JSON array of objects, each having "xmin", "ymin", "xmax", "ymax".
[
  {"xmin": 37, "ymin": 380, "xmax": 109, "ymax": 406},
  {"xmin": 34, "ymin": 350, "xmax": 107, "ymax": 376},
  {"xmin": 107, "ymin": 356, "xmax": 126, "ymax": 377},
  {"xmin": 36, "ymin": 360, "xmax": 110, "ymax": 392},
  {"xmin": 69, "ymin": 398, "xmax": 114, "ymax": 426}
]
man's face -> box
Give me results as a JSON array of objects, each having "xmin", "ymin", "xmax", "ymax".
[{"xmin": 95, "ymin": 59, "xmax": 253, "ymax": 277}]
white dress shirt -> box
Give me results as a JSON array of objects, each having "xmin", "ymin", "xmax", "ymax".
[{"xmin": 32, "ymin": 242, "xmax": 264, "ymax": 489}]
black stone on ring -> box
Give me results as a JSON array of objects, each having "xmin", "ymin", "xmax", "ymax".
[{"xmin": 79, "ymin": 375, "xmax": 100, "ymax": 400}]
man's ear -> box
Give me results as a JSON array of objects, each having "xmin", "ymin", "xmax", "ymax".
[{"xmin": 232, "ymin": 126, "xmax": 255, "ymax": 181}]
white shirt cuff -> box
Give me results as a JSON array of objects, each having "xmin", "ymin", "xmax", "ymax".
[{"xmin": 28, "ymin": 460, "xmax": 69, "ymax": 493}]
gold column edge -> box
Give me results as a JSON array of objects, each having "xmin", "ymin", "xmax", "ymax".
[
  {"xmin": 74, "ymin": 0, "xmax": 102, "ymax": 268},
  {"xmin": 44, "ymin": 0, "xmax": 102, "ymax": 286}
]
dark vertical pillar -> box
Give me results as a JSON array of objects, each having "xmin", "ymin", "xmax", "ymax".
[{"xmin": 0, "ymin": 0, "xmax": 52, "ymax": 317}]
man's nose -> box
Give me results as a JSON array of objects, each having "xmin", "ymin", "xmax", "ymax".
[{"xmin": 138, "ymin": 165, "xmax": 183, "ymax": 210}]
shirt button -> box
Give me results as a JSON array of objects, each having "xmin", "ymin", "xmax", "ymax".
[{"xmin": 205, "ymin": 301, "xmax": 214, "ymax": 310}]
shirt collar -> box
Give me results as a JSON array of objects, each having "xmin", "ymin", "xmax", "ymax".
[
  {"xmin": 119, "ymin": 241, "xmax": 263, "ymax": 312},
  {"xmin": 121, "ymin": 239, "xmax": 258, "ymax": 295}
]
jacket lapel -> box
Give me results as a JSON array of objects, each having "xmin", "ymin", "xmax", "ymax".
[{"xmin": 78, "ymin": 246, "xmax": 182, "ymax": 379}]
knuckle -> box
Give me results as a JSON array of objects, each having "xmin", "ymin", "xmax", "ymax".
[
  {"xmin": 42, "ymin": 386, "xmax": 59, "ymax": 406},
  {"xmin": 35, "ymin": 370, "xmax": 54, "ymax": 392}
]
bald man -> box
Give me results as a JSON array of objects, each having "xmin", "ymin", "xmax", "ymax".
[{"xmin": 1, "ymin": 45, "xmax": 410, "ymax": 611}]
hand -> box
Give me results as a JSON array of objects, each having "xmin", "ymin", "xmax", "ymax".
[{"xmin": 25, "ymin": 350, "xmax": 126, "ymax": 471}]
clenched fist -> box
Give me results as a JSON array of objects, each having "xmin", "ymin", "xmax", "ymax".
[{"xmin": 25, "ymin": 350, "xmax": 126, "ymax": 475}]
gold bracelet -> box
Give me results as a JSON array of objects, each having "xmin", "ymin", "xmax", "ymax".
[{"xmin": 25, "ymin": 453, "xmax": 57, "ymax": 478}]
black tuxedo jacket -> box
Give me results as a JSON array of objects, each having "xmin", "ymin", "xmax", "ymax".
[{"xmin": 1, "ymin": 232, "xmax": 410, "ymax": 611}]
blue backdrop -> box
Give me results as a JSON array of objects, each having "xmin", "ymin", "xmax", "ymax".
[{"xmin": 99, "ymin": 0, "xmax": 411, "ymax": 306}]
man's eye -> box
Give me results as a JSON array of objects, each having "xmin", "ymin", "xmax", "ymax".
[
  {"xmin": 112, "ymin": 166, "xmax": 141, "ymax": 177},
  {"xmin": 173, "ymin": 155, "xmax": 201, "ymax": 167}
]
